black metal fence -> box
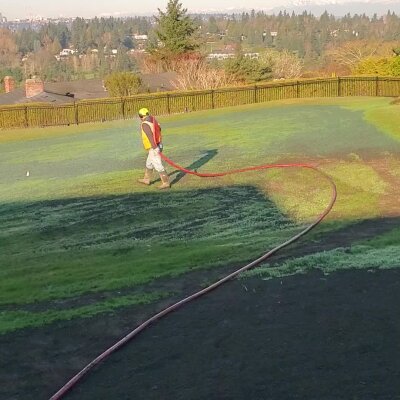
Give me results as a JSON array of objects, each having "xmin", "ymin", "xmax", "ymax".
[{"xmin": 1, "ymin": 76, "xmax": 399, "ymax": 129}]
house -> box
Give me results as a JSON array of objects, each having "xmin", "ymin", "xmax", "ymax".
[
  {"xmin": 0, "ymin": 77, "xmax": 76, "ymax": 105},
  {"xmin": 207, "ymin": 53, "xmax": 235, "ymax": 60},
  {"xmin": 133, "ymin": 34, "xmax": 148, "ymax": 41},
  {"xmin": 0, "ymin": 72, "xmax": 180, "ymax": 106},
  {"xmin": 206, "ymin": 52, "xmax": 259, "ymax": 61},
  {"xmin": 59, "ymin": 49, "xmax": 75, "ymax": 57},
  {"xmin": 224, "ymin": 44, "xmax": 236, "ymax": 52}
]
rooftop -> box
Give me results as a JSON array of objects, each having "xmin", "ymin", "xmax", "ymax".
[{"xmin": 0, "ymin": 72, "xmax": 179, "ymax": 106}]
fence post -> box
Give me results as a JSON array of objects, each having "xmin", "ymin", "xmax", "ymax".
[
  {"xmin": 211, "ymin": 90, "xmax": 215, "ymax": 109},
  {"xmin": 375, "ymin": 76, "xmax": 379, "ymax": 97},
  {"xmin": 24, "ymin": 106, "xmax": 28, "ymax": 128},
  {"xmin": 166, "ymin": 94, "xmax": 171, "ymax": 114},
  {"xmin": 254, "ymin": 85, "xmax": 258, "ymax": 103},
  {"xmin": 121, "ymin": 98, "xmax": 126, "ymax": 119},
  {"xmin": 74, "ymin": 101, "xmax": 79, "ymax": 125},
  {"xmin": 296, "ymin": 81, "xmax": 300, "ymax": 98},
  {"xmin": 338, "ymin": 77, "xmax": 341, "ymax": 97}
]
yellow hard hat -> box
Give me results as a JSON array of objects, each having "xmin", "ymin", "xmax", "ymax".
[{"xmin": 138, "ymin": 107, "xmax": 149, "ymax": 117}]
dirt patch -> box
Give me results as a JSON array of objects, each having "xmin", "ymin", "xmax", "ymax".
[
  {"xmin": 68, "ymin": 268, "xmax": 400, "ymax": 400},
  {"xmin": 367, "ymin": 157, "xmax": 400, "ymax": 217}
]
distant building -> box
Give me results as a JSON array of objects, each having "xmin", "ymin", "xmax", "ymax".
[
  {"xmin": 0, "ymin": 12, "xmax": 7, "ymax": 23},
  {"xmin": 59, "ymin": 48, "xmax": 75, "ymax": 57},
  {"xmin": 133, "ymin": 34, "xmax": 148, "ymax": 41},
  {"xmin": 224, "ymin": 44, "xmax": 236, "ymax": 52},
  {"xmin": 207, "ymin": 52, "xmax": 259, "ymax": 61},
  {"xmin": 244, "ymin": 53, "xmax": 259, "ymax": 59},
  {"xmin": 207, "ymin": 53, "xmax": 235, "ymax": 60}
]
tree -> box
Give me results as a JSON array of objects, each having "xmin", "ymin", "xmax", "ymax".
[
  {"xmin": 50, "ymin": 38, "xmax": 62, "ymax": 55},
  {"xmin": 225, "ymin": 55, "xmax": 272, "ymax": 83},
  {"xmin": 114, "ymin": 50, "xmax": 137, "ymax": 72},
  {"xmin": 208, "ymin": 16, "xmax": 219, "ymax": 34},
  {"xmin": 0, "ymin": 29, "xmax": 19, "ymax": 68},
  {"xmin": 326, "ymin": 41, "xmax": 390, "ymax": 70},
  {"xmin": 0, "ymin": 67, "xmax": 23, "ymax": 85},
  {"xmin": 122, "ymin": 36, "xmax": 134, "ymax": 49},
  {"xmin": 171, "ymin": 54, "xmax": 237, "ymax": 90},
  {"xmin": 104, "ymin": 71, "xmax": 142, "ymax": 96},
  {"xmin": 16, "ymin": 28, "xmax": 40, "ymax": 54},
  {"xmin": 71, "ymin": 18, "xmax": 88, "ymax": 52},
  {"xmin": 149, "ymin": 0, "xmax": 198, "ymax": 58},
  {"xmin": 260, "ymin": 50, "xmax": 303, "ymax": 79},
  {"xmin": 24, "ymin": 49, "xmax": 69, "ymax": 81}
]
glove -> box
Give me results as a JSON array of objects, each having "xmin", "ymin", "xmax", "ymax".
[{"xmin": 152, "ymin": 146, "xmax": 160, "ymax": 154}]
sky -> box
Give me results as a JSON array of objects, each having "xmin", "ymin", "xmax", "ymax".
[
  {"xmin": 1, "ymin": 0, "xmax": 290, "ymax": 19},
  {"xmin": 0, "ymin": 0, "xmax": 394, "ymax": 19}
]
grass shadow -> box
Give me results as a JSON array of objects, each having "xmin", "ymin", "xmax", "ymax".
[{"xmin": 0, "ymin": 185, "xmax": 295, "ymax": 308}]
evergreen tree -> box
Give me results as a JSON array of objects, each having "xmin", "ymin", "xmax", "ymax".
[
  {"xmin": 225, "ymin": 55, "xmax": 272, "ymax": 83},
  {"xmin": 149, "ymin": 0, "xmax": 198, "ymax": 56},
  {"xmin": 208, "ymin": 16, "xmax": 219, "ymax": 34}
]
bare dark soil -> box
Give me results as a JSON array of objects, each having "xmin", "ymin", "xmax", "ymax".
[
  {"xmin": 1, "ymin": 266, "xmax": 400, "ymax": 400},
  {"xmin": 1, "ymin": 215, "xmax": 399, "ymax": 400}
]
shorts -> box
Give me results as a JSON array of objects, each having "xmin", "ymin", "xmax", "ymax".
[{"xmin": 145, "ymin": 148, "xmax": 166, "ymax": 173}]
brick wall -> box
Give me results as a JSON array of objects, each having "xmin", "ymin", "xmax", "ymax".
[
  {"xmin": 4, "ymin": 76, "xmax": 15, "ymax": 93},
  {"xmin": 25, "ymin": 78, "xmax": 44, "ymax": 98}
]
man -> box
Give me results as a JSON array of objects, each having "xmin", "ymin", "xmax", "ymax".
[{"xmin": 137, "ymin": 108, "xmax": 171, "ymax": 189}]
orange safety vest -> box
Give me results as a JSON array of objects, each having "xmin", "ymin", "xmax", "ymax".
[{"xmin": 141, "ymin": 116, "xmax": 162, "ymax": 150}]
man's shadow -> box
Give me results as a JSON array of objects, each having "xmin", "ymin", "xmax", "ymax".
[
  {"xmin": 152, "ymin": 149, "xmax": 218, "ymax": 185},
  {"xmin": 169, "ymin": 149, "xmax": 218, "ymax": 185}
]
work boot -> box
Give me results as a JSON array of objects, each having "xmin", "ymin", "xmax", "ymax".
[
  {"xmin": 138, "ymin": 168, "xmax": 153, "ymax": 185},
  {"xmin": 158, "ymin": 172, "xmax": 171, "ymax": 189}
]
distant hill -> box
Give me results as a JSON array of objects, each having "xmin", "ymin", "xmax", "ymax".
[
  {"xmin": 191, "ymin": 1, "xmax": 400, "ymax": 17},
  {"xmin": 270, "ymin": 0, "xmax": 400, "ymax": 16}
]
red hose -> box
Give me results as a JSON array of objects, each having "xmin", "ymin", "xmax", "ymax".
[{"xmin": 49, "ymin": 153, "xmax": 337, "ymax": 400}]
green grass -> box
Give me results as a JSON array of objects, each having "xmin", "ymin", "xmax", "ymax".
[
  {"xmin": 0, "ymin": 187, "xmax": 300, "ymax": 306},
  {"xmin": 0, "ymin": 291, "xmax": 169, "ymax": 334},
  {"xmin": 1, "ymin": 96, "xmax": 399, "ymax": 334},
  {"xmin": 243, "ymin": 245, "xmax": 400, "ymax": 281},
  {"xmin": 243, "ymin": 237, "xmax": 400, "ymax": 282}
]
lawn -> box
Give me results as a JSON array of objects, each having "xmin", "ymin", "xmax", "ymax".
[
  {"xmin": 0, "ymin": 97, "xmax": 400, "ymax": 399},
  {"xmin": 1, "ymin": 96, "xmax": 400, "ymax": 333}
]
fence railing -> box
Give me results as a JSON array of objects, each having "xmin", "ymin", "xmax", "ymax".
[{"xmin": 1, "ymin": 76, "xmax": 399, "ymax": 129}]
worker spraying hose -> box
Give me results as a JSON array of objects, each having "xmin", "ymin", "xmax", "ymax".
[{"xmin": 137, "ymin": 108, "xmax": 171, "ymax": 189}]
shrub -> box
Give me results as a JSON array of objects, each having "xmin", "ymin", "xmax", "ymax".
[
  {"xmin": 224, "ymin": 56, "xmax": 272, "ymax": 83},
  {"xmin": 353, "ymin": 57, "xmax": 392, "ymax": 76},
  {"xmin": 104, "ymin": 72, "xmax": 142, "ymax": 97}
]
